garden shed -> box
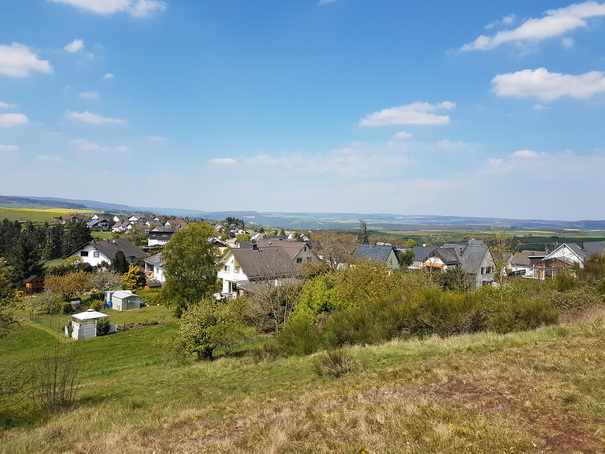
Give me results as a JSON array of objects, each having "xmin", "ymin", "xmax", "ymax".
[
  {"xmin": 106, "ymin": 290, "xmax": 142, "ymax": 311},
  {"xmin": 67, "ymin": 309, "xmax": 116, "ymax": 340}
]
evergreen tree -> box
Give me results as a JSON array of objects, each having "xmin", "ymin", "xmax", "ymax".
[
  {"xmin": 62, "ymin": 220, "xmax": 92, "ymax": 256},
  {"xmin": 357, "ymin": 219, "xmax": 369, "ymax": 244},
  {"xmin": 112, "ymin": 250, "xmax": 129, "ymax": 274},
  {"xmin": 9, "ymin": 231, "xmax": 43, "ymax": 284}
]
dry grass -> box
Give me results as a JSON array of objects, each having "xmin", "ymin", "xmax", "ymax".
[{"xmin": 2, "ymin": 308, "xmax": 605, "ymax": 453}]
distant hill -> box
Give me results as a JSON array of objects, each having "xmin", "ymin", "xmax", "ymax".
[{"xmin": 2, "ymin": 194, "xmax": 605, "ymax": 230}]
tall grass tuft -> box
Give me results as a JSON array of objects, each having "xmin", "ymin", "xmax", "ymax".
[{"xmin": 313, "ymin": 349, "xmax": 358, "ymax": 378}]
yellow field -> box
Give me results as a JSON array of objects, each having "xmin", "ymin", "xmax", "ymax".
[{"xmin": 0, "ymin": 207, "xmax": 97, "ymax": 223}]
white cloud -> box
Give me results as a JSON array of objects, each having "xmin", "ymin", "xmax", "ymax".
[
  {"xmin": 393, "ymin": 131, "xmax": 413, "ymax": 139},
  {"xmin": 147, "ymin": 135, "xmax": 167, "ymax": 142},
  {"xmin": 0, "ymin": 144, "xmax": 19, "ymax": 152},
  {"xmin": 64, "ymin": 39, "xmax": 85, "ymax": 53},
  {"xmin": 79, "ymin": 91, "xmax": 100, "ymax": 99},
  {"xmin": 492, "ymin": 67, "xmax": 605, "ymax": 101},
  {"xmin": 462, "ymin": 1, "xmax": 605, "ymax": 51},
  {"xmin": 359, "ymin": 101, "xmax": 455, "ymax": 127},
  {"xmin": 0, "ymin": 43, "xmax": 53, "ymax": 77},
  {"xmin": 50, "ymin": 0, "xmax": 166, "ymax": 18},
  {"xmin": 561, "ymin": 37, "xmax": 575, "ymax": 48},
  {"xmin": 71, "ymin": 138, "xmax": 130, "ymax": 152},
  {"xmin": 485, "ymin": 14, "xmax": 516, "ymax": 30},
  {"xmin": 209, "ymin": 158, "xmax": 238, "ymax": 167},
  {"xmin": 0, "ymin": 113, "xmax": 28, "ymax": 128},
  {"xmin": 37, "ymin": 155, "xmax": 63, "ymax": 163},
  {"xmin": 67, "ymin": 110, "xmax": 125, "ymax": 124},
  {"xmin": 103, "ymin": 73, "xmax": 114, "ymax": 79},
  {"xmin": 0, "ymin": 101, "xmax": 17, "ymax": 108}
]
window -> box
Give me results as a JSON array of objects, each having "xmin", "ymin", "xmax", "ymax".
[
  {"xmin": 296, "ymin": 258, "xmax": 303, "ymax": 264},
  {"xmin": 223, "ymin": 265, "xmax": 230, "ymax": 272},
  {"xmin": 81, "ymin": 251, "xmax": 89, "ymax": 257},
  {"xmin": 235, "ymin": 265, "xmax": 241, "ymax": 273},
  {"xmin": 93, "ymin": 251, "xmax": 99, "ymax": 258}
]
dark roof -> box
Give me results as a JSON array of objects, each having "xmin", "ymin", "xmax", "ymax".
[
  {"xmin": 511, "ymin": 250, "xmax": 546, "ymax": 266},
  {"xmin": 24, "ymin": 275, "xmax": 42, "ymax": 283},
  {"xmin": 240, "ymin": 239, "xmax": 311, "ymax": 260},
  {"xmin": 411, "ymin": 246, "xmax": 435, "ymax": 261},
  {"xmin": 73, "ymin": 239, "xmax": 145, "ymax": 261},
  {"xmin": 229, "ymin": 246, "xmax": 299, "ymax": 280},
  {"xmin": 144, "ymin": 253, "xmax": 164, "ymax": 267},
  {"xmin": 356, "ymin": 244, "xmax": 396, "ymax": 263}
]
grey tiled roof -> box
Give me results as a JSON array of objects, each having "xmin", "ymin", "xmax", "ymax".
[
  {"xmin": 230, "ymin": 246, "xmax": 299, "ymax": 280},
  {"xmin": 355, "ymin": 244, "xmax": 395, "ymax": 263}
]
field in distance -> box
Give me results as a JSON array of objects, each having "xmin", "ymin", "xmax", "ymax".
[{"xmin": 0, "ymin": 207, "xmax": 97, "ymax": 223}]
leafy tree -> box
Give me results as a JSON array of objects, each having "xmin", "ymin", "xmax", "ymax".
[
  {"xmin": 122, "ymin": 264, "xmax": 146, "ymax": 291},
  {"xmin": 45, "ymin": 271, "xmax": 94, "ymax": 300},
  {"xmin": 406, "ymin": 238, "xmax": 417, "ymax": 247},
  {"xmin": 112, "ymin": 250, "xmax": 129, "ymax": 274},
  {"xmin": 398, "ymin": 249, "xmax": 415, "ymax": 268},
  {"xmin": 161, "ymin": 222, "xmax": 219, "ymax": 316},
  {"xmin": 488, "ymin": 229, "xmax": 517, "ymax": 285},
  {"xmin": 0, "ymin": 259, "xmax": 16, "ymax": 338},
  {"xmin": 248, "ymin": 282, "xmax": 303, "ymax": 332},
  {"xmin": 357, "ymin": 219, "xmax": 369, "ymax": 244},
  {"xmin": 179, "ymin": 298, "xmax": 249, "ymax": 360},
  {"xmin": 92, "ymin": 271, "xmax": 123, "ymax": 292}
]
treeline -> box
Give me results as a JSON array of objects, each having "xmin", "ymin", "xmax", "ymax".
[{"xmin": 0, "ymin": 219, "xmax": 92, "ymax": 284}]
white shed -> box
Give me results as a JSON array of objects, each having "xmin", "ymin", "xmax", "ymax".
[{"xmin": 67, "ymin": 309, "xmax": 116, "ymax": 340}]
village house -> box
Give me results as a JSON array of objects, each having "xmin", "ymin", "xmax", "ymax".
[
  {"xmin": 509, "ymin": 250, "xmax": 546, "ymax": 278},
  {"xmin": 68, "ymin": 239, "xmax": 145, "ymax": 267},
  {"xmin": 534, "ymin": 241, "xmax": 605, "ymax": 279},
  {"xmin": 355, "ymin": 244, "xmax": 401, "ymax": 270},
  {"xmin": 148, "ymin": 227, "xmax": 176, "ymax": 246},
  {"xmin": 424, "ymin": 240, "xmax": 495, "ymax": 287},
  {"xmin": 218, "ymin": 245, "xmax": 300, "ymax": 297},
  {"xmin": 144, "ymin": 253, "xmax": 166, "ymax": 284}
]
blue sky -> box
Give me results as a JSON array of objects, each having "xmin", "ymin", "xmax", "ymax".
[{"xmin": 1, "ymin": 1, "xmax": 605, "ymax": 220}]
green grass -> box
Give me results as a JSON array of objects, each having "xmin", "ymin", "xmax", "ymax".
[{"xmin": 2, "ymin": 304, "xmax": 605, "ymax": 453}]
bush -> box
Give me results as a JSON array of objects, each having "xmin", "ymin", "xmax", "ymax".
[
  {"xmin": 313, "ymin": 349, "xmax": 358, "ymax": 378},
  {"xmin": 278, "ymin": 311, "xmax": 323, "ymax": 356},
  {"xmin": 96, "ymin": 318, "xmax": 111, "ymax": 336},
  {"xmin": 32, "ymin": 343, "xmax": 80, "ymax": 412},
  {"xmin": 408, "ymin": 289, "xmax": 487, "ymax": 337},
  {"xmin": 90, "ymin": 300, "xmax": 102, "ymax": 311},
  {"xmin": 487, "ymin": 299, "xmax": 558, "ymax": 334},
  {"xmin": 554, "ymin": 272, "xmax": 577, "ymax": 292},
  {"xmin": 61, "ymin": 301, "xmax": 75, "ymax": 314}
]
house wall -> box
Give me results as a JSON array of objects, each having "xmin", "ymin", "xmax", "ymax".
[
  {"xmin": 385, "ymin": 251, "xmax": 400, "ymax": 270},
  {"xmin": 71, "ymin": 320, "xmax": 97, "ymax": 340},
  {"xmin": 476, "ymin": 252, "xmax": 495, "ymax": 287},
  {"xmin": 71, "ymin": 244, "xmax": 111, "ymax": 267},
  {"xmin": 217, "ymin": 254, "xmax": 249, "ymax": 294},
  {"xmin": 292, "ymin": 245, "xmax": 317, "ymax": 265}
]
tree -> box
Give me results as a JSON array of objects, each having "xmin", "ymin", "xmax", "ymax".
[
  {"xmin": 406, "ymin": 238, "xmax": 417, "ymax": 247},
  {"xmin": 92, "ymin": 271, "xmax": 123, "ymax": 292},
  {"xmin": 488, "ymin": 229, "xmax": 517, "ymax": 285},
  {"xmin": 0, "ymin": 259, "xmax": 15, "ymax": 338},
  {"xmin": 398, "ymin": 249, "xmax": 415, "ymax": 268},
  {"xmin": 357, "ymin": 219, "xmax": 369, "ymax": 244},
  {"xmin": 45, "ymin": 271, "xmax": 94, "ymax": 300},
  {"xmin": 308, "ymin": 231, "xmax": 357, "ymax": 270},
  {"xmin": 9, "ymin": 230, "xmax": 43, "ymax": 284},
  {"xmin": 161, "ymin": 222, "xmax": 219, "ymax": 316},
  {"xmin": 248, "ymin": 282, "xmax": 303, "ymax": 332},
  {"xmin": 122, "ymin": 264, "xmax": 146, "ymax": 291},
  {"xmin": 112, "ymin": 250, "xmax": 129, "ymax": 274},
  {"xmin": 62, "ymin": 220, "xmax": 92, "ymax": 256},
  {"xmin": 179, "ymin": 298, "xmax": 249, "ymax": 360}
]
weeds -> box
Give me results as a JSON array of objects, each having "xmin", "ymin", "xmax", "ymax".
[{"xmin": 313, "ymin": 349, "xmax": 359, "ymax": 378}]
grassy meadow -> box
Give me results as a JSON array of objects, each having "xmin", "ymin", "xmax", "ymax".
[{"xmin": 1, "ymin": 302, "xmax": 605, "ymax": 453}]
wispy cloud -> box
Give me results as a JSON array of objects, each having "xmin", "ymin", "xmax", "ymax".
[
  {"xmin": 0, "ymin": 43, "xmax": 53, "ymax": 77},
  {"xmin": 71, "ymin": 138, "xmax": 130, "ymax": 152},
  {"xmin": 0, "ymin": 144, "xmax": 19, "ymax": 152},
  {"xmin": 492, "ymin": 67, "xmax": 605, "ymax": 101},
  {"xmin": 67, "ymin": 111, "xmax": 125, "ymax": 124},
  {"xmin": 37, "ymin": 155, "xmax": 63, "ymax": 163},
  {"xmin": 0, "ymin": 113, "xmax": 28, "ymax": 128},
  {"xmin": 359, "ymin": 101, "xmax": 455, "ymax": 127},
  {"xmin": 79, "ymin": 91, "xmax": 100, "ymax": 99},
  {"xmin": 209, "ymin": 158, "xmax": 238, "ymax": 167},
  {"xmin": 147, "ymin": 135, "xmax": 167, "ymax": 142},
  {"xmin": 103, "ymin": 73, "xmax": 114, "ymax": 79},
  {"xmin": 462, "ymin": 1, "xmax": 605, "ymax": 51},
  {"xmin": 64, "ymin": 39, "xmax": 85, "ymax": 53},
  {"xmin": 0, "ymin": 101, "xmax": 17, "ymax": 109},
  {"xmin": 50, "ymin": 0, "xmax": 166, "ymax": 18},
  {"xmin": 393, "ymin": 131, "xmax": 413, "ymax": 139}
]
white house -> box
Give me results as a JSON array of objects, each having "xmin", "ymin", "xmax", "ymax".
[
  {"xmin": 534, "ymin": 241, "xmax": 605, "ymax": 279},
  {"xmin": 218, "ymin": 245, "xmax": 300, "ymax": 296},
  {"xmin": 69, "ymin": 239, "xmax": 145, "ymax": 267},
  {"xmin": 144, "ymin": 253, "xmax": 166, "ymax": 283},
  {"xmin": 66, "ymin": 309, "xmax": 116, "ymax": 340}
]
